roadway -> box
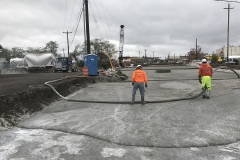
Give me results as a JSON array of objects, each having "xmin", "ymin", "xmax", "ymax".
[{"xmin": 1, "ymin": 66, "xmax": 240, "ymax": 159}]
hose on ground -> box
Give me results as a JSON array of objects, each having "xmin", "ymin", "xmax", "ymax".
[{"xmin": 44, "ymin": 66, "xmax": 239, "ymax": 104}]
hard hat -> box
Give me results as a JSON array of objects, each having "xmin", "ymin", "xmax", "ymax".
[
  {"xmin": 202, "ymin": 59, "xmax": 207, "ymax": 63},
  {"xmin": 136, "ymin": 65, "xmax": 142, "ymax": 68}
]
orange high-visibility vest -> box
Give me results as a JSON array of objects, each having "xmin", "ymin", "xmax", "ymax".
[{"xmin": 132, "ymin": 69, "xmax": 148, "ymax": 83}]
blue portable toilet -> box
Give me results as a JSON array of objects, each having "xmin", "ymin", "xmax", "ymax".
[{"xmin": 84, "ymin": 54, "xmax": 98, "ymax": 76}]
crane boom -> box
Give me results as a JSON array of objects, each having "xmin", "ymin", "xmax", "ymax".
[{"xmin": 119, "ymin": 25, "xmax": 124, "ymax": 67}]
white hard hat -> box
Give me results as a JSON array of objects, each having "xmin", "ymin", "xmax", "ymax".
[
  {"xmin": 202, "ymin": 59, "xmax": 207, "ymax": 63},
  {"xmin": 136, "ymin": 65, "xmax": 142, "ymax": 68}
]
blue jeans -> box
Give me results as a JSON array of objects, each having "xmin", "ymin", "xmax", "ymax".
[{"xmin": 132, "ymin": 82, "xmax": 145, "ymax": 96}]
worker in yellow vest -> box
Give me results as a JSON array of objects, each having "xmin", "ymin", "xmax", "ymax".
[{"xmin": 198, "ymin": 59, "xmax": 213, "ymax": 99}]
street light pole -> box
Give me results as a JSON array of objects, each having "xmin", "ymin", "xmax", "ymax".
[
  {"xmin": 224, "ymin": 3, "xmax": 234, "ymax": 62},
  {"xmin": 215, "ymin": 1, "xmax": 234, "ymax": 62}
]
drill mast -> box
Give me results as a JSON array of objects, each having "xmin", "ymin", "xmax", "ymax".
[{"xmin": 119, "ymin": 25, "xmax": 124, "ymax": 67}]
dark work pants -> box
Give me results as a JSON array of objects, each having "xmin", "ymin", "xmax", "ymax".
[{"xmin": 132, "ymin": 82, "xmax": 145, "ymax": 96}]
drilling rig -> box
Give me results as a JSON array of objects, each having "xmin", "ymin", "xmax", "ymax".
[{"xmin": 119, "ymin": 25, "xmax": 124, "ymax": 67}]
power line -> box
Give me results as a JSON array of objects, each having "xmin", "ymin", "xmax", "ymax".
[
  {"xmin": 92, "ymin": 0, "xmax": 110, "ymax": 40},
  {"xmin": 197, "ymin": 10, "xmax": 228, "ymax": 39},
  {"xmin": 71, "ymin": 0, "xmax": 84, "ymax": 34},
  {"xmin": 70, "ymin": 1, "xmax": 84, "ymax": 46},
  {"xmin": 62, "ymin": 0, "xmax": 69, "ymax": 51},
  {"xmin": 67, "ymin": 0, "xmax": 76, "ymax": 31},
  {"xmin": 63, "ymin": 0, "xmax": 68, "ymax": 33},
  {"xmin": 197, "ymin": 0, "xmax": 239, "ymax": 39},
  {"xmin": 89, "ymin": 1, "xmax": 103, "ymax": 39},
  {"xmin": 99, "ymin": 0, "xmax": 113, "ymax": 42}
]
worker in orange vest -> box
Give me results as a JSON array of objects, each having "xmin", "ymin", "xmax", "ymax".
[
  {"xmin": 131, "ymin": 65, "xmax": 148, "ymax": 104},
  {"xmin": 198, "ymin": 59, "xmax": 213, "ymax": 99}
]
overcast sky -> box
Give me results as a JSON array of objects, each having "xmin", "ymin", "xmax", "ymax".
[{"xmin": 1, "ymin": 0, "xmax": 240, "ymax": 59}]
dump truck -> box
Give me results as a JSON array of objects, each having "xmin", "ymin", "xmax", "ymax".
[{"xmin": 15, "ymin": 53, "xmax": 55, "ymax": 73}]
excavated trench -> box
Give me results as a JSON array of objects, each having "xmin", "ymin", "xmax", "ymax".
[{"xmin": 0, "ymin": 76, "xmax": 126, "ymax": 130}]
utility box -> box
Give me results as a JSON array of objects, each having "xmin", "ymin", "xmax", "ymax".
[{"xmin": 84, "ymin": 54, "xmax": 98, "ymax": 76}]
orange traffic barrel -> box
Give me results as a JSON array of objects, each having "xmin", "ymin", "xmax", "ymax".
[{"xmin": 82, "ymin": 66, "xmax": 88, "ymax": 76}]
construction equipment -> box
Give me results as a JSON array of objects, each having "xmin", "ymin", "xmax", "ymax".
[
  {"xmin": 118, "ymin": 25, "xmax": 124, "ymax": 68},
  {"xmin": 105, "ymin": 49, "xmax": 114, "ymax": 71}
]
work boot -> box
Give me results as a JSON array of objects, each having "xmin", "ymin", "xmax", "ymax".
[
  {"xmin": 141, "ymin": 96, "xmax": 146, "ymax": 105},
  {"xmin": 203, "ymin": 90, "xmax": 207, "ymax": 98},
  {"xmin": 206, "ymin": 90, "xmax": 210, "ymax": 99},
  {"xmin": 131, "ymin": 95, "xmax": 135, "ymax": 105}
]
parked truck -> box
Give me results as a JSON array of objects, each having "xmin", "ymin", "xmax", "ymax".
[
  {"xmin": 52, "ymin": 57, "xmax": 77, "ymax": 72},
  {"xmin": 15, "ymin": 53, "xmax": 55, "ymax": 73}
]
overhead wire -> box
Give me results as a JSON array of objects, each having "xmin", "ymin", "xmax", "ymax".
[
  {"xmin": 89, "ymin": 1, "xmax": 103, "ymax": 39},
  {"xmin": 197, "ymin": 10, "xmax": 228, "ymax": 39},
  {"xmin": 91, "ymin": 0, "xmax": 110, "ymax": 40},
  {"xmin": 67, "ymin": 0, "xmax": 76, "ymax": 31},
  {"xmin": 70, "ymin": 1, "xmax": 84, "ymax": 47},
  {"xmin": 99, "ymin": 0, "xmax": 113, "ymax": 43},
  {"xmin": 62, "ymin": 0, "xmax": 69, "ymax": 54},
  {"xmin": 71, "ymin": 0, "xmax": 84, "ymax": 34},
  {"xmin": 196, "ymin": 0, "xmax": 239, "ymax": 39}
]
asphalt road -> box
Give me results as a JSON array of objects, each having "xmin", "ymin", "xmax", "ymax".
[
  {"xmin": 0, "ymin": 70, "xmax": 81, "ymax": 95},
  {"xmin": 1, "ymin": 66, "xmax": 240, "ymax": 160}
]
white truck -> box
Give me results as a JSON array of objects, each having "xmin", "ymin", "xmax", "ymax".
[{"xmin": 15, "ymin": 53, "xmax": 55, "ymax": 73}]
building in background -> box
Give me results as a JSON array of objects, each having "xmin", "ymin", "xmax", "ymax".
[{"xmin": 216, "ymin": 46, "xmax": 240, "ymax": 59}]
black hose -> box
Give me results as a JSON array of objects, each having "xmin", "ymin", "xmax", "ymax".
[
  {"xmin": 45, "ymin": 66, "xmax": 239, "ymax": 104},
  {"xmin": 67, "ymin": 89, "xmax": 206, "ymax": 104}
]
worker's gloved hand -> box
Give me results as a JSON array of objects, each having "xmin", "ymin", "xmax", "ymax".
[
  {"xmin": 132, "ymin": 82, "xmax": 134, "ymax": 86},
  {"xmin": 198, "ymin": 75, "xmax": 202, "ymax": 84},
  {"xmin": 145, "ymin": 84, "xmax": 148, "ymax": 88}
]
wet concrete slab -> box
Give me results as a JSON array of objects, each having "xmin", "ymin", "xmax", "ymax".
[{"xmin": 1, "ymin": 66, "xmax": 240, "ymax": 159}]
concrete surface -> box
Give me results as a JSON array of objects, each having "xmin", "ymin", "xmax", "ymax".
[{"xmin": 1, "ymin": 66, "xmax": 240, "ymax": 159}]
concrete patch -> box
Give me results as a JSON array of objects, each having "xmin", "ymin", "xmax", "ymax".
[{"xmin": 101, "ymin": 148, "xmax": 126, "ymax": 158}]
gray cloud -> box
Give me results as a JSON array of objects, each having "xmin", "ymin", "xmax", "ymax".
[{"xmin": 0, "ymin": 0, "xmax": 240, "ymax": 58}]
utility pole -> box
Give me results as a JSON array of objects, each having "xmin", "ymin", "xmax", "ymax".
[
  {"xmin": 83, "ymin": 2, "xmax": 87, "ymax": 55},
  {"xmin": 84, "ymin": 0, "xmax": 91, "ymax": 54},
  {"xmin": 196, "ymin": 39, "xmax": 198, "ymax": 60},
  {"xmin": 145, "ymin": 49, "xmax": 146, "ymax": 58},
  {"xmin": 63, "ymin": 31, "xmax": 72, "ymax": 58},
  {"xmin": 224, "ymin": 3, "xmax": 234, "ymax": 62},
  {"xmin": 139, "ymin": 51, "xmax": 140, "ymax": 58}
]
